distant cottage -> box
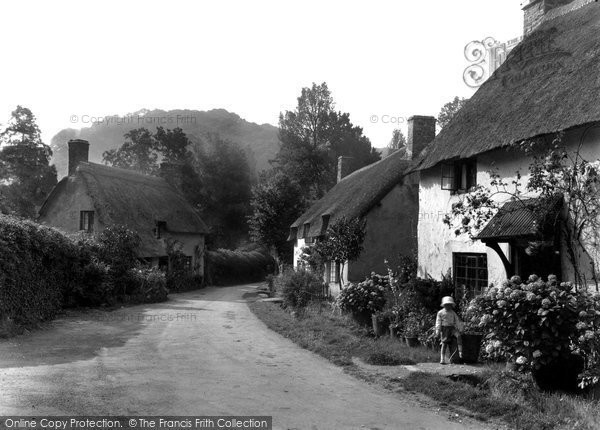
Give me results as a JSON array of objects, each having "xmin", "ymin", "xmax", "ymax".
[
  {"xmin": 290, "ymin": 116, "xmax": 435, "ymax": 295},
  {"xmin": 38, "ymin": 139, "xmax": 208, "ymax": 275}
]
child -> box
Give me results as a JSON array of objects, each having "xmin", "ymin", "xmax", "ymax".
[{"xmin": 435, "ymin": 296, "xmax": 463, "ymax": 364}]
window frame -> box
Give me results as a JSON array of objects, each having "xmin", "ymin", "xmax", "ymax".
[
  {"xmin": 440, "ymin": 159, "xmax": 477, "ymax": 193},
  {"xmin": 79, "ymin": 211, "xmax": 94, "ymax": 233},
  {"xmin": 453, "ymin": 252, "xmax": 488, "ymax": 296}
]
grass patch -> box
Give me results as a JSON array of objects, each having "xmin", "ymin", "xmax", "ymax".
[
  {"xmin": 248, "ymin": 301, "xmax": 436, "ymax": 366},
  {"xmin": 399, "ymin": 371, "xmax": 600, "ymax": 430}
]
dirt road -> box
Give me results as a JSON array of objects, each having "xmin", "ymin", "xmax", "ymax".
[{"xmin": 0, "ymin": 285, "xmax": 487, "ymax": 429}]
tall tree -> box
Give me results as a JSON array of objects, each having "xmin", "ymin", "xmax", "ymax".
[
  {"xmin": 437, "ymin": 96, "xmax": 468, "ymax": 130},
  {"xmin": 248, "ymin": 171, "xmax": 307, "ymax": 265},
  {"xmin": 388, "ymin": 129, "xmax": 407, "ymax": 153},
  {"xmin": 275, "ymin": 82, "xmax": 379, "ymax": 199},
  {"xmin": 0, "ymin": 106, "xmax": 57, "ymax": 217},
  {"xmin": 102, "ymin": 128, "xmax": 159, "ymax": 174}
]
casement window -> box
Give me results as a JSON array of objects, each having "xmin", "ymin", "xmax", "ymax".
[
  {"xmin": 79, "ymin": 211, "xmax": 94, "ymax": 233},
  {"xmin": 441, "ymin": 159, "xmax": 477, "ymax": 192},
  {"xmin": 328, "ymin": 261, "xmax": 340, "ymax": 284},
  {"xmin": 303, "ymin": 223, "xmax": 315, "ymax": 244},
  {"xmin": 453, "ymin": 252, "xmax": 488, "ymax": 296},
  {"xmin": 155, "ymin": 220, "xmax": 166, "ymax": 239}
]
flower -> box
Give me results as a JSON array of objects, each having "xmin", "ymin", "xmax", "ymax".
[
  {"xmin": 516, "ymin": 356, "xmax": 527, "ymax": 365},
  {"xmin": 576, "ymin": 322, "xmax": 588, "ymax": 330},
  {"xmin": 533, "ymin": 350, "xmax": 542, "ymax": 358},
  {"xmin": 485, "ymin": 344, "xmax": 494, "ymax": 354},
  {"xmin": 497, "ymin": 300, "xmax": 507, "ymax": 308},
  {"xmin": 542, "ymin": 298, "xmax": 552, "ymax": 308},
  {"xmin": 526, "ymin": 292, "xmax": 536, "ymax": 301},
  {"xmin": 510, "ymin": 275, "xmax": 522, "ymax": 285}
]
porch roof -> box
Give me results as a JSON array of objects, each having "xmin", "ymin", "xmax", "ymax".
[{"xmin": 476, "ymin": 197, "xmax": 562, "ymax": 242}]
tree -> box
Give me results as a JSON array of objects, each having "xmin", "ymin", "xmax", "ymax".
[
  {"xmin": 444, "ymin": 130, "xmax": 600, "ymax": 290},
  {"xmin": 275, "ymin": 82, "xmax": 379, "ymax": 199},
  {"xmin": 0, "ymin": 106, "xmax": 57, "ymax": 218},
  {"xmin": 437, "ymin": 96, "xmax": 468, "ymax": 130},
  {"xmin": 248, "ymin": 171, "xmax": 307, "ymax": 266},
  {"xmin": 197, "ymin": 134, "xmax": 253, "ymax": 248},
  {"xmin": 388, "ymin": 129, "xmax": 407, "ymax": 153},
  {"xmin": 102, "ymin": 128, "xmax": 159, "ymax": 174},
  {"xmin": 314, "ymin": 216, "xmax": 366, "ymax": 286}
]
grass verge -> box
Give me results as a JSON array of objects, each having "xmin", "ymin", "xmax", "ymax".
[{"xmin": 249, "ymin": 300, "xmax": 600, "ymax": 430}]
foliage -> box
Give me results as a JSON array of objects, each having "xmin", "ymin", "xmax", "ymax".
[
  {"xmin": 0, "ymin": 106, "xmax": 57, "ymax": 218},
  {"xmin": 314, "ymin": 216, "xmax": 366, "ymax": 285},
  {"xmin": 248, "ymin": 170, "xmax": 307, "ymax": 264},
  {"xmin": 388, "ymin": 128, "xmax": 407, "ymax": 153},
  {"xmin": 437, "ymin": 96, "xmax": 468, "ymax": 130},
  {"xmin": 95, "ymin": 225, "xmax": 141, "ymax": 296},
  {"xmin": 205, "ymin": 246, "xmax": 275, "ymax": 286},
  {"xmin": 165, "ymin": 240, "xmax": 203, "ymax": 292},
  {"xmin": 298, "ymin": 245, "xmax": 327, "ymax": 277},
  {"xmin": 274, "ymin": 82, "xmax": 380, "ymax": 199},
  {"xmin": 196, "ymin": 134, "xmax": 253, "ymax": 248},
  {"xmin": 103, "ymin": 128, "xmax": 159, "ymax": 174},
  {"xmin": 336, "ymin": 274, "xmax": 388, "ymax": 315},
  {"xmin": 126, "ymin": 267, "xmax": 168, "ymax": 303},
  {"xmin": 471, "ymin": 274, "xmax": 600, "ymax": 388},
  {"xmin": 403, "ymin": 308, "xmax": 435, "ymax": 339},
  {"xmin": 276, "ymin": 269, "xmax": 324, "ymax": 309}
]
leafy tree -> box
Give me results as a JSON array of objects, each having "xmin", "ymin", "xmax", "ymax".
[
  {"xmin": 314, "ymin": 216, "xmax": 366, "ymax": 286},
  {"xmin": 0, "ymin": 106, "xmax": 57, "ymax": 218},
  {"xmin": 197, "ymin": 134, "xmax": 253, "ymax": 248},
  {"xmin": 248, "ymin": 171, "xmax": 307, "ymax": 266},
  {"xmin": 275, "ymin": 82, "xmax": 379, "ymax": 199},
  {"xmin": 437, "ymin": 96, "xmax": 468, "ymax": 130},
  {"xmin": 388, "ymin": 129, "xmax": 407, "ymax": 153},
  {"xmin": 153, "ymin": 126, "xmax": 191, "ymax": 162},
  {"xmin": 102, "ymin": 128, "xmax": 159, "ymax": 174}
]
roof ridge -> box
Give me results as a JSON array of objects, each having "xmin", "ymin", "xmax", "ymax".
[{"xmin": 543, "ymin": 0, "xmax": 597, "ymax": 23}]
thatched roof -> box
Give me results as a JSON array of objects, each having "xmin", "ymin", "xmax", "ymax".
[
  {"xmin": 414, "ymin": 0, "xmax": 600, "ymax": 171},
  {"xmin": 290, "ymin": 149, "xmax": 412, "ymax": 239},
  {"xmin": 41, "ymin": 162, "xmax": 207, "ymax": 256}
]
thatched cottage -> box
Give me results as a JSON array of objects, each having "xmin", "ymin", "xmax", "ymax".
[
  {"xmin": 290, "ymin": 116, "xmax": 435, "ymax": 294},
  {"xmin": 413, "ymin": 0, "xmax": 600, "ymax": 293},
  {"xmin": 39, "ymin": 139, "xmax": 208, "ymax": 275}
]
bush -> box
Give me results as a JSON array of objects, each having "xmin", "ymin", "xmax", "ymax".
[
  {"xmin": 206, "ymin": 247, "xmax": 275, "ymax": 285},
  {"xmin": 96, "ymin": 225, "xmax": 141, "ymax": 296},
  {"xmin": 0, "ymin": 215, "xmax": 87, "ymax": 326},
  {"xmin": 471, "ymin": 274, "xmax": 600, "ymax": 389},
  {"xmin": 336, "ymin": 273, "xmax": 388, "ymax": 315},
  {"xmin": 127, "ymin": 267, "xmax": 168, "ymax": 303},
  {"xmin": 165, "ymin": 241, "xmax": 203, "ymax": 292},
  {"xmin": 276, "ymin": 269, "xmax": 324, "ymax": 309}
]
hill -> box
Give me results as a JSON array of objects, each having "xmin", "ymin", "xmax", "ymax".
[{"xmin": 50, "ymin": 109, "xmax": 280, "ymax": 178}]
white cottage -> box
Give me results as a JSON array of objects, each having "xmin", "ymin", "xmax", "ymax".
[{"xmin": 413, "ymin": 0, "xmax": 600, "ymax": 293}]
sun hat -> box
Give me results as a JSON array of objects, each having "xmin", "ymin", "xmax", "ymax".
[{"xmin": 441, "ymin": 296, "xmax": 456, "ymax": 307}]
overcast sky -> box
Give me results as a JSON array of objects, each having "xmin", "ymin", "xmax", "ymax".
[{"xmin": 0, "ymin": 0, "xmax": 524, "ymax": 149}]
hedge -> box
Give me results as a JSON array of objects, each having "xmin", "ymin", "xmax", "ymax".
[{"xmin": 205, "ymin": 247, "xmax": 275, "ymax": 285}]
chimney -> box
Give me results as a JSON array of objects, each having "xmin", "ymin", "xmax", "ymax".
[
  {"xmin": 407, "ymin": 116, "xmax": 436, "ymax": 160},
  {"xmin": 522, "ymin": 0, "xmax": 575, "ymax": 35},
  {"xmin": 337, "ymin": 156, "xmax": 354, "ymax": 183},
  {"xmin": 68, "ymin": 139, "xmax": 89, "ymax": 176},
  {"xmin": 159, "ymin": 161, "xmax": 184, "ymax": 190}
]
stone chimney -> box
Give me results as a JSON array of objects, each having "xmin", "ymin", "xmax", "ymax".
[
  {"xmin": 407, "ymin": 116, "xmax": 436, "ymax": 160},
  {"xmin": 337, "ymin": 156, "xmax": 354, "ymax": 183},
  {"xmin": 68, "ymin": 139, "xmax": 89, "ymax": 176},
  {"xmin": 522, "ymin": 0, "xmax": 576, "ymax": 35}
]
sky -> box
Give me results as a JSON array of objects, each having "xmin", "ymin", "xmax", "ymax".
[{"xmin": 0, "ymin": 0, "xmax": 524, "ymax": 149}]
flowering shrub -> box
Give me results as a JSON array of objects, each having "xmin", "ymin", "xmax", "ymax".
[
  {"xmin": 277, "ymin": 269, "xmax": 324, "ymax": 309},
  {"xmin": 336, "ymin": 273, "xmax": 387, "ymax": 315},
  {"xmin": 471, "ymin": 274, "xmax": 600, "ymax": 388},
  {"xmin": 127, "ymin": 267, "xmax": 168, "ymax": 303}
]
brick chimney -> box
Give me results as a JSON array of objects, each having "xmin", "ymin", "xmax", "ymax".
[
  {"xmin": 337, "ymin": 156, "xmax": 354, "ymax": 183},
  {"xmin": 68, "ymin": 139, "xmax": 89, "ymax": 176},
  {"xmin": 522, "ymin": 0, "xmax": 576, "ymax": 35},
  {"xmin": 407, "ymin": 116, "xmax": 436, "ymax": 160}
]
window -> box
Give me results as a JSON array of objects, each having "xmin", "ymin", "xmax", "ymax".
[
  {"xmin": 328, "ymin": 261, "xmax": 340, "ymax": 284},
  {"xmin": 79, "ymin": 211, "xmax": 94, "ymax": 232},
  {"xmin": 453, "ymin": 252, "xmax": 488, "ymax": 296},
  {"xmin": 303, "ymin": 223, "xmax": 315, "ymax": 244},
  {"xmin": 155, "ymin": 221, "xmax": 166, "ymax": 239},
  {"xmin": 184, "ymin": 256, "xmax": 192, "ymax": 272},
  {"xmin": 441, "ymin": 159, "xmax": 477, "ymax": 192}
]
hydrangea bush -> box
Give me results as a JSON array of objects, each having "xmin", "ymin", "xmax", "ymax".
[
  {"xmin": 470, "ymin": 274, "xmax": 600, "ymax": 388},
  {"xmin": 336, "ymin": 273, "xmax": 388, "ymax": 315}
]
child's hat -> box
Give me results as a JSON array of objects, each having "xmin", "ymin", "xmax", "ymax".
[{"xmin": 441, "ymin": 296, "xmax": 456, "ymax": 307}]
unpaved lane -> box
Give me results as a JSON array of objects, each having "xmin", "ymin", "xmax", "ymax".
[{"xmin": 0, "ymin": 285, "xmax": 487, "ymax": 429}]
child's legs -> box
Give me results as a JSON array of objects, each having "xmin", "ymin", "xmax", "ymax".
[{"xmin": 454, "ymin": 330, "xmax": 463, "ymax": 355}]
